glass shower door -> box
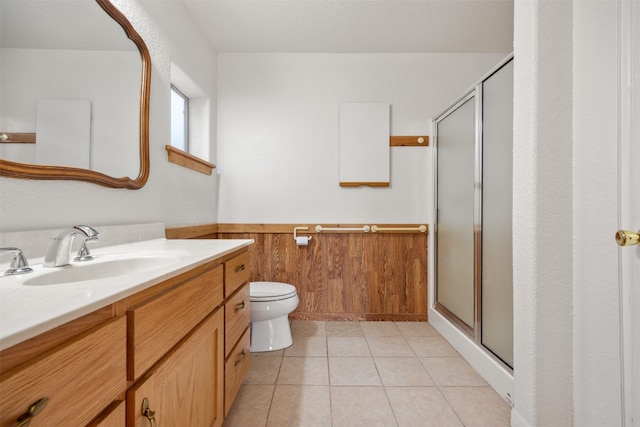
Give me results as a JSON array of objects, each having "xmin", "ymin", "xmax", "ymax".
[
  {"xmin": 435, "ymin": 93, "xmax": 477, "ymax": 333},
  {"xmin": 481, "ymin": 60, "xmax": 514, "ymax": 367}
]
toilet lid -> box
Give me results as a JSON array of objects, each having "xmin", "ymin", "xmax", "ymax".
[{"xmin": 250, "ymin": 282, "xmax": 297, "ymax": 301}]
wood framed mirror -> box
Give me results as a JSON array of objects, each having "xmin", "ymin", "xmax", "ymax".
[{"xmin": 0, "ymin": 0, "xmax": 150, "ymax": 189}]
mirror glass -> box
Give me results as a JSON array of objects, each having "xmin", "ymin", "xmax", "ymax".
[{"xmin": 0, "ymin": 0, "xmax": 150, "ymax": 189}]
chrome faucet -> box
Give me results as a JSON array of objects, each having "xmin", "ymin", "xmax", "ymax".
[
  {"xmin": 0, "ymin": 247, "xmax": 34, "ymax": 275},
  {"xmin": 44, "ymin": 225, "xmax": 100, "ymax": 268}
]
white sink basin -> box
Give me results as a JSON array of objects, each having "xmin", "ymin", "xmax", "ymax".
[{"xmin": 22, "ymin": 252, "xmax": 190, "ymax": 286}]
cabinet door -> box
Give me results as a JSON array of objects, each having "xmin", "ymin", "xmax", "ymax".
[{"xmin": 127, "ymin": 309, "xmax": 224, "ymax": 427}]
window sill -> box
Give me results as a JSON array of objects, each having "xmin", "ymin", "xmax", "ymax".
[{"xmin": 165, "ymin": 145, "xmax": 216, "ymax": 175}]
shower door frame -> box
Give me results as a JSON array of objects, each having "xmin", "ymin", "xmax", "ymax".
[
  {"xmin": 432, "ymin": 89, "xmax": 482, "ymax": 340},
  {"xmin": 432, "ymin": 54, "xmax": 514, "ymax": 371}
]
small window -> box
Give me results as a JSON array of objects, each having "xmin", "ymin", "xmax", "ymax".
[{"xmin": 170, "ymin": 85, "xmax": 188, "ymax": 151}]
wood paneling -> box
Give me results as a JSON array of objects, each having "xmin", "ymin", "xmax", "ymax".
[{"xmin": 218, "ymin": 231, "xmax": 428, "ymax": 320}]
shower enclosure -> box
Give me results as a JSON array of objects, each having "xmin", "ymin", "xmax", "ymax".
[{"xmin": 433, "ymin": 55, "xmax": 514, "ymax": 369}]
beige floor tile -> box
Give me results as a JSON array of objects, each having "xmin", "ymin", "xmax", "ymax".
[
  {"xmin": 329, "ymin": 357, "xmax": 381, "ymax": 386},
  {"xmin": 244, "ymin": 355, "xmax": 283, "ymax": 385},
  {"xmin": 441, "ymin": 386, "xmax": 511, "ymax": 427},
  {"xmin": 326, "ymin": 320, "xmax": 365, "ymax": 336},
  {"xmin": 386, "ymin": 387, "xmax": 464, "ymax": 427},
  {"xmin": 277, "ymin": 356, "xmax": 329, "ymax": 385},
  {"xmin": 331, "ymin": 386, "xmax": 398, "ymax": 427},
  {"xmin": 394, "ymin": 321, "xmax": 439, "ymax": 337},
  {"xmin": 265, "ymin": 385, "xmax": 331, "ymax": 427},
  {"xmin": 284, "ymin": 336, "xmax": 327, "ymax": 357},
  {"xmin": 223, "ymin": 384, "xmax": 275, "ymax": 427},
  {"xmin": 366, "ymin": 336, "xmax": 415, "ymax": 357},
  {"xmin": 360, "ymin": 321, "xmax": 401, "ymax": 337},
  {"xmin": 420, "ymin": 357, "xmax": 487, "ymax": 386},
  {"xmin": 328, "ymin": 336, "xmax": 371, "ymax": 357},
  {"xmin": 405, "ymin": 336, "xmax": 459, "ymax": 357},
  {"xmin": 374, "ymin": 357, "xmax": 435, "ymax": 386},
  {"xmin": 291, "ymin": 320, "xmax": 326, "ymax": 337}
]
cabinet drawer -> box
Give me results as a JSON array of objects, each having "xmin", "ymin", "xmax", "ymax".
[
  {"xmin": 0, "ymin": 316, "xmax": 126, "ymax": 427},
  {"xmin": 225, "ymin": 250, "xmax": 250, "ymax": 297},
  {"xmin": 128, "ymin": 264, "xmax": 223, "ymax": 380},
  {"xmin": 225, "ymin": 283, "xmax": 250, "ymax": 358},
  {"xmin": 224, "ymin": 327, "xmax": 250, "ymax": 416}
]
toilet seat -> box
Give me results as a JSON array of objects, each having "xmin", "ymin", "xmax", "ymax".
[{"xmin": 250, "ymin": 282, "xmax": 297, "ymax": 302}]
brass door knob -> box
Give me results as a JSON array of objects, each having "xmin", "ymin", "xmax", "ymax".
[{"xmin": 615, "ymin": 229, "xmax": 640, "ymax": 247}]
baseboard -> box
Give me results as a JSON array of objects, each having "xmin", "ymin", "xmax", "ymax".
[
  {"xmin": 289, "ymin": 313, "xmax": 428, "ymax": 321},
  {"xmin": 429, "ymin": 307, "xmax": 514, "ymax": 406}
]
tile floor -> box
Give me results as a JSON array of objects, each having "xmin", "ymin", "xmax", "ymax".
[{"xmin": 223, "ymin": 320, "xmax": 511, "ymax": 427}]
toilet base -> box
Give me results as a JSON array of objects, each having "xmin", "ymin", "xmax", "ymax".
[{"xmin": 250, "ymin": 316, "xmax": 293, "ymax": 352}]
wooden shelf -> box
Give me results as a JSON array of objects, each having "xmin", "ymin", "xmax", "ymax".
[
  {"xmin": 165, "ymin": 145, "xmax": 216, "ymax": 175},
  {"xmin": 390, "ymin": 136, "xmax": 429, "ymax": 146}
]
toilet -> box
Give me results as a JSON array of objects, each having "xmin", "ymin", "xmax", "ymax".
[{"xmin": 249, "ymin": 281, "xmax": 299, "ymax": 352}]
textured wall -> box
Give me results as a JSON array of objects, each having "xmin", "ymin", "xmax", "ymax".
[
  {"xmin": 512, "ymin": 1, "xmax": 621, "ymax": 426},
  {"xmin": 216, "ymin": 53, "xmax": 507, "ymax": 224}
]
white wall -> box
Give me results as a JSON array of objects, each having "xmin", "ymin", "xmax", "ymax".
[
  {"xmin": 512, "ymin": 0, "xmax": 622, "ymax": 426},
  {"xmin": 216, "ymin": 53, "xmax": 506, "ymax": 224},
  {"xmin": 572, "ymin": 1, "xmax": 621, "ymax": 425},
  {"xmin": 0, "ymin": 0, "xmax": 219, "ymax": 232}
]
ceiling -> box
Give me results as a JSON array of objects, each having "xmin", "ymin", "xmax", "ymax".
[{"xmin": 181, "ymin": 0, "xmax": 514, "ymax": 53}]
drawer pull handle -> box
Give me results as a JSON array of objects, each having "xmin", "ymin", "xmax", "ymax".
[
  {"xmin": 235, "ymin": 350, "xmax": 246, "ymax": 367},
  {"xmin": 142, "ymin": 398, "xmax": 157, "ymax": 427},
  {"xmin": 235, "ymin": 301, "xmax": 246, "ymax": 312},
  {"xmin": 13, "ymin": 398, "xmax": 49, "ymax": 427},
  {"xmin": 234, "ymin": 264, "xmax": 246, "ymax": 273}
]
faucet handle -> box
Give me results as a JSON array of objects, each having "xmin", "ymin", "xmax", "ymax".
[
  {"xmin": 0, "ymin": 247, "xmax": 34, "ymax": 275},
  {"xmin": 74, "ymin": 237, "xmax": 98, "ymax": 262}
]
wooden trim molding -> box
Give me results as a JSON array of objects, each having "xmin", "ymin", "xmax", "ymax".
[
  {"xmin": 166, "ymin": 223, "xmax": 428, "ymax": 239},
  {"xmin": 390, "ymin": 136, "xmax": 429, "ymax": 146},
  {"xmin": 165, "ymin": 145, "xmax": 216, "ymax": 175},
  {"xmin": 0, "ymin": 133, "xmax": 36, "ymax": 144},
  {"xmin": 165, "ymin": 224, "xmax": 218, "ymax": 239}
]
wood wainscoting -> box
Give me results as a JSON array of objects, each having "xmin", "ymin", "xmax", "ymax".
[{"xmin": 166, "ymin": 224, "xmax": 428, "ymax": 321}]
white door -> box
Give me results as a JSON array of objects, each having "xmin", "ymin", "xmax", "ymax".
[{"xmin": 619, "ymin": 1, "xmax": 640, "ymax": 424}]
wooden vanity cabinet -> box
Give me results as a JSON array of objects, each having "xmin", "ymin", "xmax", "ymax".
[{"xmin": 0, "ymin": 246, "xmax": 252, "ymax": 427}]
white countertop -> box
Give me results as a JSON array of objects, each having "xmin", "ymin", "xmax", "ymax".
[{"xmin": 0, "ymin": 238, "xmax": 253, "ymax": 351}]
